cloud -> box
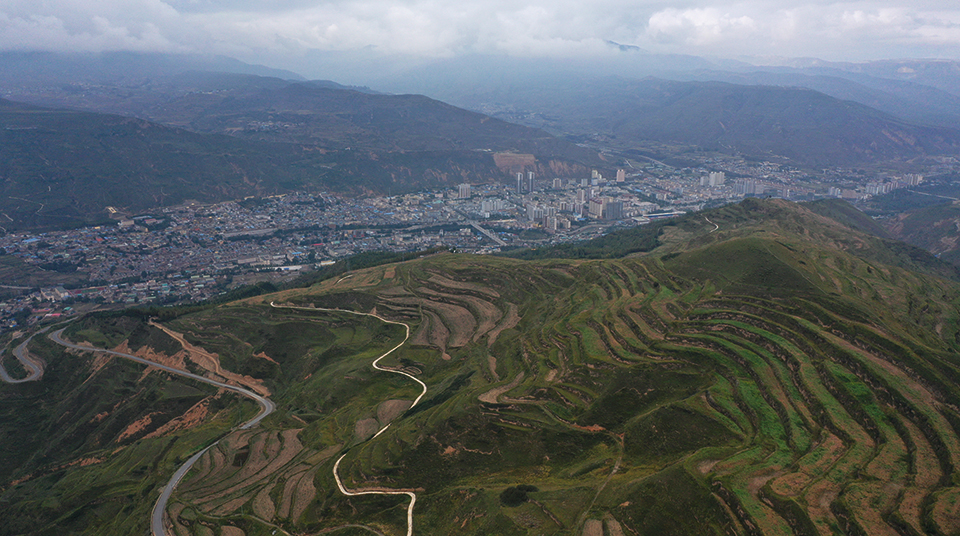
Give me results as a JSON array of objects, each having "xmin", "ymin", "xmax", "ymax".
[
  {"xmin": 647, "ymin": 8, "xmax": 757, "ymax": 46},
  {"xmin": 2, "ymin": 0, "xmax": 960, "ymax": 62}
]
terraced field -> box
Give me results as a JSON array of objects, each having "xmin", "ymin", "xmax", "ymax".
[
  {"xmin": 5, "ymin": 199, "xmax": 960, "ymax": 536},
  {"xmin": 125, "ymin": 234, "xmax": 957, "ymax": 536}
]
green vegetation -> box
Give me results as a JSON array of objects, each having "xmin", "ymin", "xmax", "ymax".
[{"xmin": 6, "ymin": 198, "xmax": 960, "ymax": 535}]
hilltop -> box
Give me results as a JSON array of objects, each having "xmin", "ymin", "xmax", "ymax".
[{"xmin": 3, "ymin": 198, "xmax": 960, "ymax": 535}]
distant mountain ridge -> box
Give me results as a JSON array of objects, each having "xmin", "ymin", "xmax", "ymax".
[
  {"xmin": 0, "ymin": 98, "xmax": 591, "ymax": 230},
  {"xmin": 440, "ymin": 76, "xmax": 960, "ymax": 167}
]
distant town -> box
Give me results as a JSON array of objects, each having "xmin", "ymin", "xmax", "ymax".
[{"xmin": 0, "ymin": 151, "xmax": 939, "ymax": 331}]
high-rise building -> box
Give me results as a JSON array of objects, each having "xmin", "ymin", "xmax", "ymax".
[
  {"xmin": 527, "ymin": 171, "xmax": 536, "ymax": 193},
  {"xmin": 616, "ymin": 169, "xmax": 626, "ymax": 182},
  {"xmin": 516, "ymin": 172, "xmax": 524, "ymax": 194},
  {"xmin": 588, "ymin": 198, "xmax": 604, "ymax": 219},
  {"xmin": 603, "ymin": 199, "xmax": 623, "ymax": 220},
  {"xmin": 553, "ymin": 177, "xmax": 564, "ymax": 189},
  {"xmin": 458, "ymin": 183, "xmax": 471, "ymax": 199}
]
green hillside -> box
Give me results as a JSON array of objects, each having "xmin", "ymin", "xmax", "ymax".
[
  {"xmin": 4, "ymin": 199, "xmax": 960, "ymax": 535},
  {"xmin": 882, "ymin": 201, "xmax": 960, "ymax": 265}
]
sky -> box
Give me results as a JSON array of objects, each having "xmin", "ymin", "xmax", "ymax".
[{"xmin": 3, "ymin": 0, "xmax": 960, "ymax": 74}]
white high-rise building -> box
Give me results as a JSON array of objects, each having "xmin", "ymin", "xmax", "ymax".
[{"xmin": 458, "ymin": 183, "xmax": 471, "ymax": 199}]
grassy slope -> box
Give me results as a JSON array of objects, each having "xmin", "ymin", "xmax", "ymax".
[{"xmin": 5, "ymin": 199, "xmax": 960, "ymax": 535}]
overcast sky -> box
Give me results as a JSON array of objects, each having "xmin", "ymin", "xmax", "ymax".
[{"xmin": 3, "ymin": 0, "xmax": 960, "ymax": 72}]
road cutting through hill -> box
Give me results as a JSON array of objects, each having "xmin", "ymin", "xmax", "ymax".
[
  {"xmin": 0, "ymin": 326, "xmax": 50, "ymax": 383},
  {"xmin": 270, "ymin": 301, "xmax": 424, "ymax": 536},
  {"xmin": 45, "ymin": 327, "xmax": 275, "ymax": 536}
]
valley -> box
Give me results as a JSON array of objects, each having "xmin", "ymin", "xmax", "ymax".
[
  {"xmin": 5, "ymin": 47, "xmax": 960, "ymax": 536},
  {"xmin": 4, "ymin": 199, "xmax": 960, "ymax": 535}
]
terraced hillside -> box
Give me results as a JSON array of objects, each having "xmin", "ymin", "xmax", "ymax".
[{"xmin": 4, "ymin": 199, "xmax": 960, "ymax": 536}]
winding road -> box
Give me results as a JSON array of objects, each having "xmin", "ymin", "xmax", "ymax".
[
  {"xmin": 0, "ymin": 326, "xmax": 50, "ymax": 383},
  {"xmin": 45, "ymin": 327, "xmax": 275, "ymax": 536},
  {"xmin": 270, "ymin": 302, "xmax": 425, "ymax": 536},
  {"xmin": 13, "ymin": 301, "xmax": 421, "ymax": 536}
]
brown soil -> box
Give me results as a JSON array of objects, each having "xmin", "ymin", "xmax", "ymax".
[
  {"xmin": 144, "ymin": 397, "xmax": 212, "ymax": 439},
  {"xmin": 409, "ymin": 311, "xmax": 435, "ymax": 347},
  {"xmin": 427, "ymin": 273, "xmax": 500, "ymax": 297},
  {"xmin": 769, "ymin": 472, "xmax": 811, "ymax": 497},
  {"xmin": 414, "ymin": 287, "xmax": 503, "ymax": 343},
  {"xmin": 291, "ymin": 468, "xmax": 318, "ymax": 521},
  {"xmin": 604, "ymin": 514, "xmax": 626, "ymax": 536},
  {"xmin": 424, "ymin": 300, "xmax": 475, "ymax": 348},
  {"xmin": 278, "ymin": 468, "xmax": 308, "ymax": 519},
  {"xmin": 905, "ymin": 419, "xmax": 942, "ymax": 488},
  {"xmin": 149, "ymin": 321, "xmax": 271, "ymax": 397},
  {"xmin": 478, "ymin": 372, "xmax": 525, "ymax": 404},
  {"xmin": 747, "ymin": 468, "xmax": 784, "ymax": 497},
  {"xmin": 251, "ymin": 484, "xmax": 276, "ymax": 520},
  {"xmin": 805, "ymin": 479, "xmax": 840, "ymax": 534},
  {"xmin": 190, "ymin": 430, "xmax": 303, "ymax": 507},
  {"xmin": 117, "ymin": 412, "xmax": 159, "ymax": 442},
  {"xmin": 931, "ymin": 486, "xmax": 960, "ymax": 532},
  {"xmin": 582, "ymin": 519, "xmax": 603, "ymax": 536},
  {"xmin": 354, "ymin": 418, "xmax": 380, "ymax": 442},
  {"xmin": 220, "ymin": 525, "xmax": 245, "ymax": 536},
  {"xmin": 865, "ymin": 436, "xmax": 907, "ymax": 481},
  {"xmin": 698, "ymin": 459, "xmax": 720, "ymax": 475},
  {"xmin": 110, "ymin": 341, "xmax": 186, "ymax": 383},
  {"xmin": 488, "ymin": 354, "xmax": 499, "ymax": 381},
  {"xmin": 212, "ymin": 497, "xmax": 248, "ymax": 516},
  {"xmin": 253, "ymin": 352, "xmax": 279, "ymax": 365},
  {"xmin": 844, "ymin": 482, "xmax": 901, "ymax": 536},
  {"xmin": 376, "ymin": 399, "xmax": 412, "ymax": 426}
]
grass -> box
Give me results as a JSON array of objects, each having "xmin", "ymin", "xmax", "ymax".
[{"xmin": 9, "ymin": 200, "xmax": 960, "ymax": 535}]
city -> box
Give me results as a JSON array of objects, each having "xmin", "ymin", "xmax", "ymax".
[{"xmin": 0, "ymin": 150, "xmax": 944, "ymax": 331}]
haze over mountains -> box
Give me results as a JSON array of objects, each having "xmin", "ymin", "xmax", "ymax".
[{"xmin": 7, "ymin": 50, "xmax": 960, "ymax": 173}]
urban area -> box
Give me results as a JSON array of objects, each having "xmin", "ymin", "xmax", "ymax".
[{"xmin": 0, "ymin": 154, "xmax": 932, "ymax": 331}]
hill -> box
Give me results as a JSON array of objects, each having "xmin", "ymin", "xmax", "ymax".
[
  {"xmin": 4, "ymin": 199, "xmax": 960, "ymax": 535},
  {"xmin": 7, "ymin": 68, "xmax": 596, "ymax": 161},
  {"xmin": 0, "ymin": 98, "xmax": 592, "ymax": 231},
  {"xmin": 512, "ymin": 198, "xmax": 960, "ymax": 281},
  {"xmin": 883, "ymin": 202, "xmax": 960, "ymax": 265},
  {"xmin": 455, "ymin": 77, "xmax": 960, "ymax": 167}
]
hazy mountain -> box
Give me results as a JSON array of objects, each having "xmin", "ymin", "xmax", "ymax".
[
  {"xmin": 0, "ymin": 51, "xmax": 305, "ymax": 90},
  {"xmin": 440, "ymin": 76, "xmax": 960, "ymax": 167},
  {"xmin": 667, "ymin": 68, "xmax": 960, "ymax": 129},
  {"xmin": 0, "ymin": 98, "xmax": 591, "ymax": 230}
]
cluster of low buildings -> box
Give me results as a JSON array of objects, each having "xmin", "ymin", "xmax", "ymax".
[{"xmin": 0, "ymin": 157, "xmax": 935, "ymax": 331}]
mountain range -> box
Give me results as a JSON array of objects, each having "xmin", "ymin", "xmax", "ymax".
[{"xmin": 0, "ymin": 68, "xmax": 598, "ymax": 230}]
